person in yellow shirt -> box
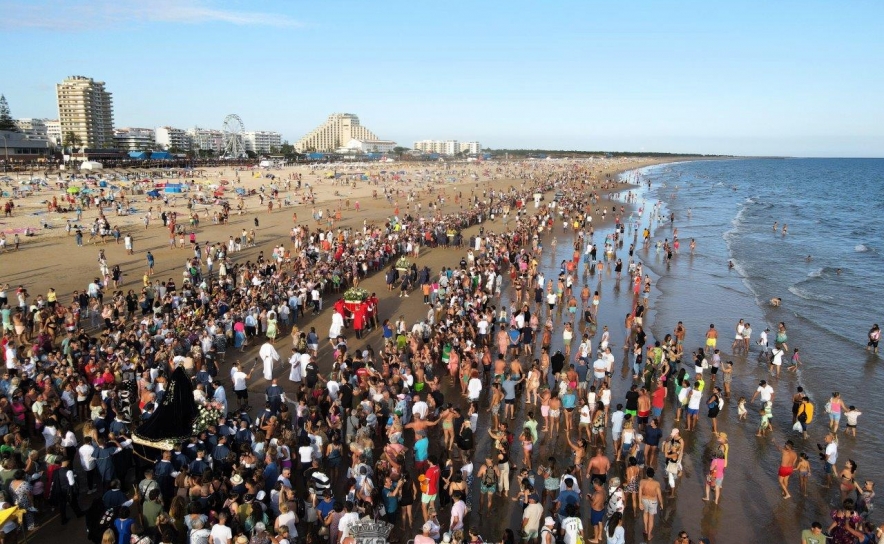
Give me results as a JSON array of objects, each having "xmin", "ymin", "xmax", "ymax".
[
  {"xmin": 796, "ymin": 397, "xmax": 814, "ymax": 439},
  {"xmin": 47, "ymin": 288, "xmax": 58, "ymax": 309}
]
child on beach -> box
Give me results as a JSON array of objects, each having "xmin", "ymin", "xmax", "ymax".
[
  {"xmin": 844, "ymin": 405, "xmax": 862, "ymax": 437},
  {"xmin": 796, "ymin": 453, "xmax": 811, "ymax": 496},
  {"xmin": 788, "ymin": 348, "xmax": 801, "ymax": 372},
  {"xmin": 737, "ymin": 397, "xmax": 748, "ymax": 421},
  {"xmin": 757, "ymin": 402, "xmax": 773, "ymax": 436}
]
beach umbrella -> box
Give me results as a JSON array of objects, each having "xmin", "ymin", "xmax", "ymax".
[{"xmin": 67, "ymin": 187, "xmax": 81, "ymax": 194}]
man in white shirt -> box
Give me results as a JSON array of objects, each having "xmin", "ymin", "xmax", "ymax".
[
  {"xmin": 758, "ymin": 327, "xmax": 770, "ymax": 354},
  {"xmin": 326, "ymin": 379, "xmax": 340, "ymax": 401},
  {"xmin": 477, "ymin": 317, "xmax": 489, "ymax": 343},
  {"xmin": 521, "ymin": 494, "xmax": 544, "ymax": 541},
  {"xmin": 561, "ymin": 505, "xmax": 584, "ymax": 544},
  {"xmin": 231, "ymin": 363, "xmax": 254, "ymax": 411},
  {"xmin": 337, "ymin": 502, "xmax": 360, "ymax": 539},
  {"xmin": 78, "ymin": 436, "xmax": 98, "ymax": 492},
  {"xmin": 209, "ymin": 512, "xmax": 232, "ymax": 544},
  {"xmin": 449, "ymin": 490, "xmax": 468, "ymax": 532},
  {"xmin": 411, "ymin": 395, "xmax": 429, "ymax": 421},
  {"xmin": 824, "ymin": 432, "xmax": 839, "ymax": 487},
  {"xmin": 310, "ymin": 288, "xmax": 321, "ymax": 314},
  {"xmin": 751, "ymin": 380, "xmax": 775, "ymax": 404}
]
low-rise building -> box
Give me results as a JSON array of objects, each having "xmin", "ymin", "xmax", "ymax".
[
  {"xmin": 113, "ymin": 127, "xmax": 155, "ymax": 150},
  {"xmin": 0, "ymin": 130, "xmax": 52, "ymax": 164},
  {"xmin": 339, "ymin": 139, "xmax": 397, "ymax": 154},
  {"xmin": 413, "ymin": 139, "xmax": 481, "ymax": 156}
]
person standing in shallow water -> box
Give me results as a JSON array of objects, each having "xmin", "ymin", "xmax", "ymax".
[
  {"xmin": 774, "ymin": 439, "xmax": 798, "ymax": 499},
  {"xmin": 705, "ymin": 324, "xmax": 718, "ymax": 355},
  {"xmin": 867, "ymin": 324, "xmax": 880, "ymax": 354}
]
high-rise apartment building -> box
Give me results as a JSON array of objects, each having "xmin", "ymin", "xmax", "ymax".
[
  {"xmin": 243, "ymin": 131, "xmax": 282, "ymax": 154},
  {"xmin": 295, "ymin": 113, "xmax": 381, "ymax": 152},
  {"xmin": 56, "ymin": 76, "xmax": 115, "ymax": 149}
]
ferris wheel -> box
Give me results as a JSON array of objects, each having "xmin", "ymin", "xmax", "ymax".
[{"xmin": 222, "ymin": 114, "xmax": 246, "ymax": 158}]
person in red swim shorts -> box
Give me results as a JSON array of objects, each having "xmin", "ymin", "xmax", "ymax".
[{"xmin": 775, "ymin": 439, "xmax": 798, "ymax": 499}]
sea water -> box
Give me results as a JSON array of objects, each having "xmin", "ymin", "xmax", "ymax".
[{"xmin": 629, "ymin": 158, "xmax": 884, "ymax": 540}]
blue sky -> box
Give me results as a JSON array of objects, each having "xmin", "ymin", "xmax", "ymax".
[{"xmin": 2, "ymin": 0, "xmax": 882, "ymax": 156}]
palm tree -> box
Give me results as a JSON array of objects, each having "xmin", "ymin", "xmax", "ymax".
[{"xmin": 62, "ymin": 131, "xmax": 83, "ymax": 152}]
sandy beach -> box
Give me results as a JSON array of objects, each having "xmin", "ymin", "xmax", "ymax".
[{"xmin": 6, "ymin": 156, "xmax": 680, "ymax": 543}]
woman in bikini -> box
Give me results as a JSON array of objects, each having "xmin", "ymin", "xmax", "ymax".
[
  {"xmin": 521, "ymin": 428, "xmax": 534, "ymax": 470},
  {"xmin": 539, "ymin": 388, "xmax": 552, "ymax": 431},
  {"xmin": 566, "ymin": 434, "xmax": 588, "ymax": 489},
  {"xmin": 548, "ymin": 393, "xmax": 562, "ymax": 438},
  {"xmin": 840, "ymin": 460, "xmax": 859, "ymax": 504},
  {"xmin": 525, "ymin": 362, "xmax": 541, "ymax": 405}
]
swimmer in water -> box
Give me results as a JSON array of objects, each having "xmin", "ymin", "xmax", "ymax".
[
  {"xmin": 805, "ymin": 255, "xmax": 812, "ymax": 262},
  {"xmin": 782, "ymin": 224, "xmax": 788, "ymax": 235},
  {"xmin": 770, "ymin": 297, "xmax": 782, "ymax": 307},
  {"xmin": 728, "ymin": 260, "xmax": 734, "ymax": 270},
  {"xmin": 836, "ymin": 268, "xmax": 842, "ymax": 275},
  {"xmin": 773, "ymin": 222, "xmax": 778, "ymax": 232}
]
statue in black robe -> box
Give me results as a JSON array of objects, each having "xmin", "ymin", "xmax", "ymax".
[{"xmin": 134, "ymin": 366, "xmax": 198, "ymax": 449}]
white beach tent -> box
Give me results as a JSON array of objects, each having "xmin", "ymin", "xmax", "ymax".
[{"xmin": 81, "ymin": 161, "xmax": 104, "ymax": 171}]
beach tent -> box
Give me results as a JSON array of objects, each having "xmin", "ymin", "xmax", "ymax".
[
  {"xmin": 151, "ymin": 151, "xmax": 172, "ymax": 160},
  {"xmin": 165, "ymin": 183, "xmax": 183, "ymax": 193},
  {"xmin": 81, "ymin": 161, "xmax": 103, "ymax": 170},
  {"xmin": 67, "ymin": 187, "xmax": 81, "ymax": 194},
  {"xmin": 128, "ymin": 151, "xmax": 148, "ymax": 160},
  {"xmin": 147, "ymin": 189, "xmax": 161, "ymax": 197}
]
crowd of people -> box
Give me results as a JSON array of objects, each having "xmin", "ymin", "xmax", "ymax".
[{"xmin": 0, "ymin": 160, "xmax": 876, "ymax": 544}]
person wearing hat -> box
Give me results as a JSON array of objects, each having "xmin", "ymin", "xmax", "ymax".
[
  {"xmin": 540, "ymin": 517, "xmax": 556, "ymax": 544},
  {"xmin": 521, "ymin": 492, "xmax": 544, "ymax": 543},
  {"xmin": 662, "ymin": 429, "xmax": 684, "ymax": 496},
  {"xmin": 414, "ymin": 522, "xmax": 435, "ymax": 544}
]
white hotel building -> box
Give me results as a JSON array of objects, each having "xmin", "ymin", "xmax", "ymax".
[
  {"xmin": 413, "ymin": 139, "xmax": 481, "ymax": 156},
  {"xmin": 155, "ymin": 126, "xmax": 191, "ymax": 151},
  {"xmin": 243, "ymin": 131, "xmax": 282, "ymax": 154}
]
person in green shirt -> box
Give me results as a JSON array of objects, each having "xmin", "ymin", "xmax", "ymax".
[
  {"xmin": 142, "ymin": 488, "xmax": 164, "ymax": 529},
  {"xmin": 801, "ymin": 522, "xmax": 825, "ymax": 544}
]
